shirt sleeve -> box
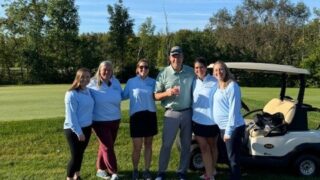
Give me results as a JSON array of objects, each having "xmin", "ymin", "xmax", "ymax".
[
  {"xmin": 87, "ymin": 78, "xmax": 97, "ymax": 90},
  {"xmin": 122, "ymin": 79, "xmax": 130, "ymax": 100},
  {"xmin": 225, "ymin": 82, "xmax": 242, "ymax": 137},
  {"xmin": 65, "ymin": 91, "xmax": 83, "ymax": 137},
  {"xmin": 154, "ymin": 71, "xmax": 165, "ymax": 93},
  {"xmin": 192, "ymin": 78, "xmax": 196, "ymax": 92},
  {"xmin": 113, "ymin": 77, "xmax": 123, "ymax": 94}
]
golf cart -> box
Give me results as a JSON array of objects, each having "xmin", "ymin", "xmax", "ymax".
[{"xmin": 187, "ymin": 62, "xmax": 320, "ymax": 176}]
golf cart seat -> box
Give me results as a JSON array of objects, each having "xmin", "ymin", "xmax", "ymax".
[
  {"xmin": 263, "ymin": 98, "xmax": 296, "ymax": 124},
  {"xmin": 250, "ymin": 98, "xmax": 296, "ymax": 137}
]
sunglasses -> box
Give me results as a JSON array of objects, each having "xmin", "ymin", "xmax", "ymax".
[{"xmin": 139, "ymin": 66, "xmax": 149, "ymax": 70}]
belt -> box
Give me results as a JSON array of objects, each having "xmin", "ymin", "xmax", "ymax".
[{"xmin": 165, "ymin": 108, "xmax": 191, "ymax": 112}]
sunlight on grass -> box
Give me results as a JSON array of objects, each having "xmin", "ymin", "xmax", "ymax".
[
  {"xmin": 0, "ymin": 85, "xmax": 319, "ymax": 179},
  {"xmin": 0, "ymin": 84, "xmax": 130, "ymax": 121}
]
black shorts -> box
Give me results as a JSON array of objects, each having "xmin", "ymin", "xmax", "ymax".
[
  {"xmin": 130, "ymin": 110, "xmax": 158, "ymax": 138},
  {"xmin": 192, "ymin": 121, "xmax": 220, "ymax": 137}
]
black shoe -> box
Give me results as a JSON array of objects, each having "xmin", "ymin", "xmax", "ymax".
[
  {"xmin": 142, "ymin": 169, "xmax": 152, "ymax": 180},
  {"xmin": 177, "ymin": 172, "xmax": 187, "ymax": 180},
  {"xmin": 132, "ymin": 169, "xmax": 139, "ymax": 180}
]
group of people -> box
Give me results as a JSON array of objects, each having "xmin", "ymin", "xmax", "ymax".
[{"xmin": 63, "ymin": 46, "xmax": 245, "ymax": 180}]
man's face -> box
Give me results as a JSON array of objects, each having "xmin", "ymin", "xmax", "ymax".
[{"xmin": 169, "ymin": 54, "xmax": 183, "ymax": 71}]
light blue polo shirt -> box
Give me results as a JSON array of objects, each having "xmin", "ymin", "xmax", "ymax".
[
  {"xmin": 192, "ymin": 74, "xmax": 217, "ymax": 125},
  {"xmin": 155, "ymin": 65, "xmax": 195, "ymax": 110},
  {"xmin": 64, "ymin": 89, "xmax": 94, "ymax": 137},
  {"xmin": 213, "ymin": 81, "xmax": 245, "ymax": 137},
  {"xmin": 87, "ymin": 76, "xmax": 122, "ymax": 121},
  {"xmin": 123, "ymin": 75, "xmax": 156, "ymax": 116}
]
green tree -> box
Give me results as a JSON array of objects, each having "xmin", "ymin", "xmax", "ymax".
[
  {"xmin": 1, "ymin": 0, "xmax": 48, "ymax": 83},
  {"xmin": 107, "ymin": 0, "xmax": 134, "ymax": 80},
  {"xmin": 137, "ymin": 17, "xmax": 159, "ymax": 77},
  {"xmin": 300, "ymin": 13, "xmax": 320, "ymax": 87},
  {"xmin": 78, "ymin": 33, "xmax": 107, "ymax": 70},
  {"xmin": 46, "ymin": 0, "xmax": 80, "ymax": 82},
  {"xmin": 137, "ymin": 17, "xmax": 156, "ymax": 60},
  {"xmin": 172, "ymin": 29, "xmax": 219, "ymax": 66},
  {"xmin": 207, "ymin": 0, "xmax": 309, "ymax": 64}
]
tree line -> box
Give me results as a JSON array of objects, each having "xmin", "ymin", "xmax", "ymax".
[{"xmin": 0, "ymin": 0, "xmax": 319, "ymax": 87}]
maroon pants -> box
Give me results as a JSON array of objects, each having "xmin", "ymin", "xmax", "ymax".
[{"xmin": 92, "ymin": 120, "xmax": 120, "ymax": 174}]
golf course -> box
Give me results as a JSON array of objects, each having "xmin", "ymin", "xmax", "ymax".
[{"xmin": 0, "ymin": 85, "xmax": 319, "ymax": 179}]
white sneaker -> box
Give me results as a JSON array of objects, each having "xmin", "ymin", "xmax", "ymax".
[
  {"xmin": 154, "ymin": 172, "xmax": 165, "ymax": 180},
  {"xmin": 199, "ymin": 173, "xmax": 216, "ymax": 180},
  {"xmin": 110, "ymin": 173, "xmax": 119, "ymax": 180},
  {"xmin": 96, "ymin": 170, "xmax": 110, "ymax": 180}
]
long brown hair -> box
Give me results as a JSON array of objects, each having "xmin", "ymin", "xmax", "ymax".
[{"xmin": 68, "ymin": 68, "xmax": 91, "ymax": 91}]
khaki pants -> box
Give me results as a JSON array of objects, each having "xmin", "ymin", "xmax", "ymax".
[{"xmin": 158, "ymin": 109, "xmax": 192, "ymax": 174}]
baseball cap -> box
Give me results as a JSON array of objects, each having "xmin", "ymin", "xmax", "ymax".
[{"xmin": 170, "ymin": 46, "xmax": 182, "ymax": 56}]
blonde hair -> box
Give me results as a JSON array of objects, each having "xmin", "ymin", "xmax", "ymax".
[
  {"xmin": 93, "ymin": 60, "xmax": 113, "ymax": 87},
  {"xmin": 135, "ymin": 58, "xmax": 149, "ymax": 74},
  {"xmin": 214, "ymin": 60, "xmax": 234, "ymax": 82},
  {"xmin": 68, "ymin": 68, "xmax": 91, "ymax": 91}
]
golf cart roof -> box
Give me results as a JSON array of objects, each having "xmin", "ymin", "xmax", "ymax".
[{"xmin": 207, "ymin": 62, "xmax": 310, "ymax": 75}]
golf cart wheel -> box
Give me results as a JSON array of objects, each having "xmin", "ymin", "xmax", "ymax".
[
  {"xmin": 294, "ymin": 155, "xmax": 319, "ymax": 176},
  {"xmin": 189, "ymin": 147, "xmax": 204, "ymax": 171}
]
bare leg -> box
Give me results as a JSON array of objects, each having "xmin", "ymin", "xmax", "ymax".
[
  {"xmin": 73, "ymin": 171, "xmax": 80, "ymax": 179},
  {"xmin": 208, "ymin": 136, "xmax": 218, "ymax": 175},
  {"xmin": 132, "ymin": 138, "xmax": 143, "ymax": 170},
  {"xmin": 144, "ymin": 136, "xmax": 153, "ymax": 170},
  {"xmin": 196, "ymin": 136, "xmax": 213, "ymax": 178}
]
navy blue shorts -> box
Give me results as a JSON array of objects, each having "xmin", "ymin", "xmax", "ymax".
[
  {"xmin": 130, "ymin": 110, "xmax": 158, "ymax": 138},
  {"xmin": 192, "ymin": 121, "xmax": 220, "ymax": 137}
]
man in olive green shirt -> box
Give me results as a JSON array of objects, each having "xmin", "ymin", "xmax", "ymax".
[{"xmin": 154, "ymin": 46, "xmax": 195, "ymax": 180}]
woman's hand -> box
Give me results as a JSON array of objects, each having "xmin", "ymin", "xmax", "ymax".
[
  {"xmin": 223, "ymin": 135, "xmax": 230, "ymax": 142},
  {"xmin": 78, "ymin": 134, "xmax": 86, "ymax": 141}
]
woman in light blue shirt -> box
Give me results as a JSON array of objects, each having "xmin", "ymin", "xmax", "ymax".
[
  {"xmin": 64, "ymin": 68, "xmax": 94, "ymax": 180},
  {"xmin": 123, "ymin": 59, "xmax": 157, "ymax": 180},
  {"xmin": 213, "ymin": 60, "xmax": 245, "ymax": 180},
  {"xmin": 192, "ymin": 57, "xmax": 218, "ymax": 180},
  {"xmin": 87, "ymin": 61, "xmax": 122, "ymax": 180}
]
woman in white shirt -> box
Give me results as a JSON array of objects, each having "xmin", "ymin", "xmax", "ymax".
[{"xmin": 192, "ymin": 57, "xmax": 218, "ymax": 180}]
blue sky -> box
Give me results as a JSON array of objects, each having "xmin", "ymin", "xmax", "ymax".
[
  {"xmin": 75, "ymin": 0, "xmax": 320, "ymax": 34},
  {"xmin": 0, "ymin": 0, "xmax": 319, "ymax": 34},
  {"xmin": 76, "ymin": 0, "xmax": 243, "ymax": 33}
]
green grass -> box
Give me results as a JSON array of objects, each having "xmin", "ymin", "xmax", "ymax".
[
  {"xmin": 1, "ymin": 113, "xmax": 319, "ymax": 180},
  {"xmin": 0, "ymin": 85, "xmax": 129, "ymax": 121},
  {"xmin": 0, "ymin": 85, "xmax": 319, "ymax": 179},
  {"xmin": 241, "ymin": 87, "xmax": 320, "ymax": 129}
]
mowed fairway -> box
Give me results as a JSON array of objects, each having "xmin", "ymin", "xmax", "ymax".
[
  {"xmin": 0, "ymin": 85, "xmax": 319, "ymax": 179},
  {"xmin": 0, "ymin": 85, "xmax": 67, "ymax": 121},
  {"xmin": 0, "ymin": 85, "xmax": 318, "ymax": 123},
  {"xmin": 0, "ymin": 85, "xmax": 129, "ymax": 121}
]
